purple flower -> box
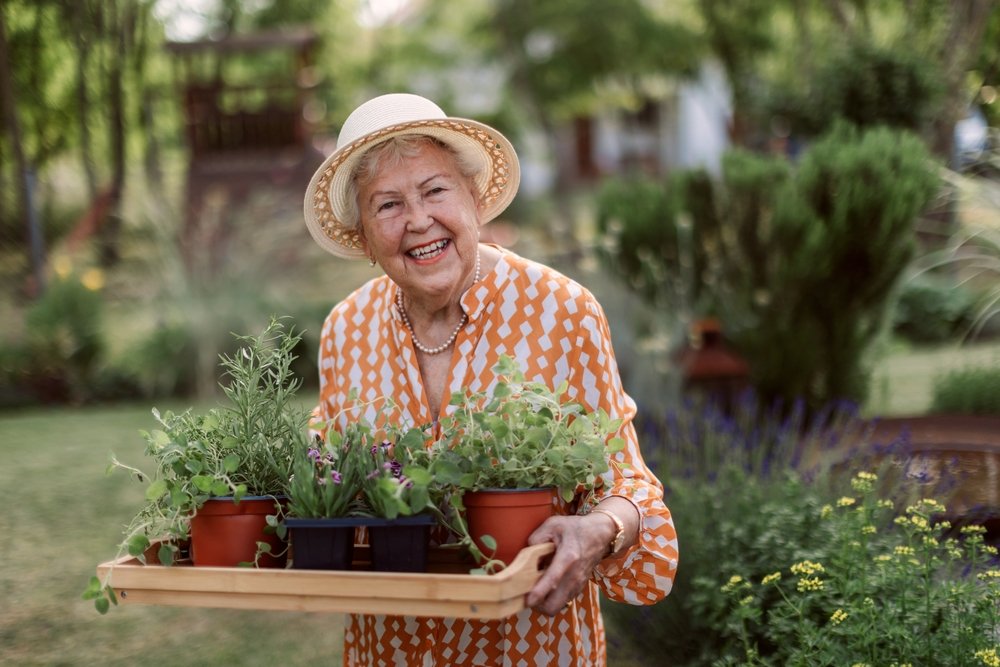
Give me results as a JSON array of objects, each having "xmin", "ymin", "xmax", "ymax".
[
  {"xmin": 307, "ymin": 448, "xmax": 320, "ymax": 461},
  {"xmin": 330, "ymin": 470, "xmax": 342, "ymax": 485}
]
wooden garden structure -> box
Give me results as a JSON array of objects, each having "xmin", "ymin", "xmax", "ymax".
[{"xmin": 165, "ymin": 27, "xmax": 325, "ymax": 267}]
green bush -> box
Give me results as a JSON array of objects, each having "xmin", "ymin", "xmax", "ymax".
[
  {"xmin": 596, "ymin": 124, "xmax": 941, "ymax": 410},
  {"xmin": 595, "ymin": 175, "xmax": 678, "ymax": 305},
  {"xmin": 773, "ymin": 41, "xmax": 943, "ymax": 138},
  {"xmin": 3, "ymin": 275, "xmax": 107, "ymax": 404},
  {"xmin": 893, "ymin": 273, "xmax": 979, "ymax": 344},
  {"xmin": 930, "ymin": 366, "xmax": 1000, "ymax": 415},
  {"xmin": 121, "ymin": 320, "xmax": 199, "ymax": 399}
]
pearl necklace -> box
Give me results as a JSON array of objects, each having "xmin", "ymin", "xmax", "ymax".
[{"xmin": 396, "ymin": 251, "xmax": 480, "ymax": 355}]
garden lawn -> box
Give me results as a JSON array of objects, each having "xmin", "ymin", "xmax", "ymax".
[
  {"xmin": 866, "ymin": 339, "xmax": 1000, "ymax": 416},
  {"xmin": 0, "ymin": 403, "xmax": 343, "ymax": 667}
]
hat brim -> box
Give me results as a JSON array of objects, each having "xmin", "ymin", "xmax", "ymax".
[{"xmin": 304, "ymin": 117, "xmax": 520, "ymax": 259}]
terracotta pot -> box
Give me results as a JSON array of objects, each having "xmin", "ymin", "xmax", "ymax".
[
  {"xmin": 463, "ymin": 487, "xmax": 556, "ymax": 566},
  {"xmin": 189, "ymin": 496, "xmax": 287, "ymax": 567}
]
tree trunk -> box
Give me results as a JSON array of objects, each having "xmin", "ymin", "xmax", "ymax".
[
  {"xmin": 99, "ymin": 0, "xmax": 130, "ymax": 267},
  {"xmin": 930, "ymin": 0, "xmax": 997, "ymax": 165},
  {"xmin": 70, "ymin": 1, "xmax": 98, "ymax": 199},
  {"xmin": 0, "ymin": 5, "xmax": 44, "ymax": 296}
]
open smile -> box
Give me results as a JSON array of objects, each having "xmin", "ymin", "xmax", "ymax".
[{"xmin": 407, "ymin": 239, "xmax": 451, "ymax": 261}]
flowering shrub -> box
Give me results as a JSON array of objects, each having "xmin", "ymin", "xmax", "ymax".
[
  {"xmin": 719, "ymin": 472, "xmax": 1000, "ymax": 666},
  {"xmin": 601, "ymin": 393, "xmax": 962, "ymax": 666}
]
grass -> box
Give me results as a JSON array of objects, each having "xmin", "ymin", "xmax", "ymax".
[
  {"xmin": 0, "ymin": 402, "xmax": 343, "ymax": 667},
  {"xmin": 866, "ymin": 338, "xmax": 1000, "ymax": 416}
]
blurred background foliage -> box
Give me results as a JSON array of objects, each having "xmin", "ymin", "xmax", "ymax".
[
  {"xmin": 2, "ymin": 3, "xmax": 1000, "ymax": 666},
  {"xmin": 1, "ymin": 0, "xmax": 997, "ymax": 412}
]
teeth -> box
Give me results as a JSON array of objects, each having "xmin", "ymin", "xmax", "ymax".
[{"xmin": 408, "ymin": 240, "xmax": 449, "ymax": 259}]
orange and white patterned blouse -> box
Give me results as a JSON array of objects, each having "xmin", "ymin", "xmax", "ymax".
[{"xmin": 313, "ymin": 246, "xmax": 678, "ymax": 666}]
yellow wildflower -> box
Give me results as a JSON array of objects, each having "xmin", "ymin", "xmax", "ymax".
[
  {"xmin": 830, "ymin": 608, "xmax": 848, "ymax": 625},
  {"xmin": 796, "ymin": 576, "xmax": 824, "ymax": 592},
  {"xmin": 721, "ymin": 575, "xmax": 745, "ymax": 593},
  {"xmin": 761, "ymin": 572, "xmax": 782, "ymax": 585},
  {"xmin": 740, "ymin": 595, "xmax": 754, "ymax": 606},
  {"xmin": 861, "ymin": 525, "xmax": 876, "ymax": 535},
  {"xmin": 821, "ymin": 504, "xmax": 833, "ymax": 519},
  {"xmin": 851, "ymin": 471, "xmax": 877, "ymax": 493},
  {"xmin": 836, "ymin": 496, "xmax": 856, "ymax": 507},
  {"xmin": 877, "ymin": 499, "xmax": 894, "ymax": 509},
  {"xmin": 977, "ymin": 569, "xmax": 1000, "ymax": 582},
  {"xmin": 790, "ymin": 560, "xmax": 825, "ymax": 576},
  {"xmin": 894, "ymin": 545, "xmax": 915, "ymax": 556},
  {"xmin": 974, "ymin": 648, "xmax": 1000, "ymax": 667},
  {"xmin": 961, "ymin": 525, "xmax": 987, "ymax": 535}
]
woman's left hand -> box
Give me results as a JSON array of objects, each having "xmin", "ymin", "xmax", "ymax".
[{"xmin": 523, "ymin": 512, "xmax": 616, "ymax": 616}]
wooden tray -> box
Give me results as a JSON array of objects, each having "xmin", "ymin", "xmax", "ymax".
[{"xmin": 95, "ymin": 542, "xmax": 554, "ymax": 620}]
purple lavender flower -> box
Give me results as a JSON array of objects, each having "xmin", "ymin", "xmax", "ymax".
[{"xmin": 330, "ymin": 470, "xmax": 342, "ymax": 485}]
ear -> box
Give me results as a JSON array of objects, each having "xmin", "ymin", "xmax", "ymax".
[{"xmin": 356, "ymin": 222, "xmax": 370, "ymax": 253}]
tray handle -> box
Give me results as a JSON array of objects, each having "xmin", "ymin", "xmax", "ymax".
[{"xmin": 501, "ymin": 542, "xmax": 555, "ymax": 590}]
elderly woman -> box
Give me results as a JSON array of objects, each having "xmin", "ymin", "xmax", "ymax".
[{"xmin": 304, "ymin": 93, "xmax": 677, "ymax": 666}]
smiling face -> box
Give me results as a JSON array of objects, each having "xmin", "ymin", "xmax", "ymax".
[{"xmin": 356, "ymin": 138, "xmax": 483, "ymax": 309}]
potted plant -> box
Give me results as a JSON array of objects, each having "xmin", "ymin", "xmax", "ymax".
[
  {"xmin": 85, "ymin": 318, "xmax": 307, "ymax": 613},
  {"xmin": 284, "ymin": 434, "xmax": 368, "ymax": 570},
  {"xmin": 285, "ymin": 404, "xmax": 438, "ymax": 572},
  {"xmin": 431, "ymin": 356, "xmax": 625, "ymax": 571}
]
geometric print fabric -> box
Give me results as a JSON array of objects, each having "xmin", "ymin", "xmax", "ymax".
[{"xmin": 314, "ymin": 247, "xmax": 679, "ymax": 666}]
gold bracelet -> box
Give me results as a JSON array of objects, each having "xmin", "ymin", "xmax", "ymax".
[{"xmin": 590, "ymin": 508, "xmax": 625, "ymax": 557}]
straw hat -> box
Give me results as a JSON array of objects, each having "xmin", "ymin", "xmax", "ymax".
[{"xmin": 303, "ymin": 93, "xmax": 521, "ymax": 259}]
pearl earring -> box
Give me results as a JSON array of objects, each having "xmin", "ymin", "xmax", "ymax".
[{"xmin": 368, "ymin": 255, "xmax": 377, "ymax": 267}]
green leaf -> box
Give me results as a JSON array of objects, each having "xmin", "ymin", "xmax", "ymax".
[
  {"xmin": 127, "ymin": 534, "xmax": 150, "ymax": 557},
  {"xmin": 221, "ymin": 436, "xmax": 239, "ymax": 449},
  {"xmin": 480, "ymin": 534, "xmax": 497, "ymax": 550},
  {"xmin": 145, "ymin": 479, "xmax": 168, "ymax": 501},
  {"xmin": 95, "ymin": 597, "xmax": 110, "ymax": 614},
  {"xmin": 222, "ymin": 454, "xmax": 240, "ymax": 473},
  {"xmin": 403, "ymin": 466, "xmax": 432, "ymax": 486},
  {"xmin": 82, "ymin": 576, "xmax": 102, "ymax": 599},
  {"xmin": 192, "ymin": 475, "xmax": 213, "ymax": 492},
  {"xmin": 211, "ymin": 481, "xmax": 230, "ymax": 496},
  {"xmin": 158, "ymin": 544, "xmax": 175, "ymax": 566},
  {"xmin": 256, "ymin": 541, "xmax": 272, "ymax": 554}
]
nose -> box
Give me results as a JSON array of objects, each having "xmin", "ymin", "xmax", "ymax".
[{"xmin": 403, "ymin": 196, "xmax": 433, "ymax": 232}]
